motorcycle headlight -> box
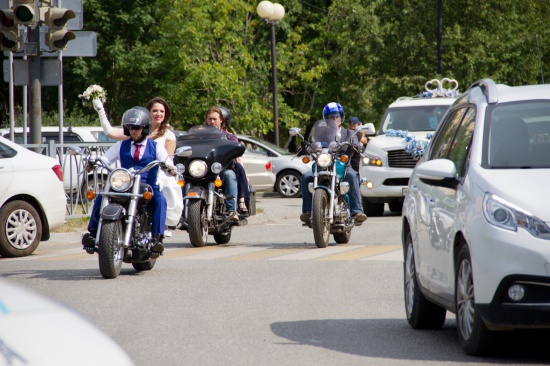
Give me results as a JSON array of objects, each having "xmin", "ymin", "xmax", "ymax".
[
  {"xmin": 110, "ymin": 169, "xmax": 132, "ymax": 192},
  {"xmin": 211, "ymin": 162, "xmax": 223, "ymax": 174},
  {"xmin": 317, "ymin": 153, "xmax": 332, "ymax": 168},
  {"xmin": 483, "ymin": 193, "xmax": 550, "ymax": 239},
  {"xmin": 189, "ymin": 160, "xmax": 208, "ymax": 178}
]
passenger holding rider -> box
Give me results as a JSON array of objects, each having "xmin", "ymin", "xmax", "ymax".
[
  {"xmin": 299, "ymin": 102, "xmax": 367, "ymax": 224},
  {"xmin": 204, "ymin": 106, "xmax": 250, "ymax": 220},
  {"xmin": 82, "ymin": 107, "xmax": 172, "ymax": 254}
]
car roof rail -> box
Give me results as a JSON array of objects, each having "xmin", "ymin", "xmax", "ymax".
[{"xmin": 466, "ymin": 78, "xmax": 498, "ymax": 104}]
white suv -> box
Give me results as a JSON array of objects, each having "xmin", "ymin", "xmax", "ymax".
[{"xmin": 359, "ymin": 80, "xmax": 460, "ymax": 216}]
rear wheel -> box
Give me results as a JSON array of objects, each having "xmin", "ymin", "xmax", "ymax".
[
  {"xmin": 276, "ymin": 171, "xmax": 302, "ymax": 198},
  {"xmin": 0, "ymin": 200, "xmax": 42, "ymax": 258},
  {"xmin": 362, "ymin": 197, "xmax": 384, "ymax": 217},
  {"xmin": 312, "ymin": 190, "xmax": 330, "ymax": 248},
  {"xmin": 214, "ymin": 231, "xmax": 231, "ymax": 244},
  {"xmin": 404, "ymin": 232, "xmax": 446, "ymax": 329},
  {"xmin": 98, "ymin": 220, "xmax": 124, "ymax": 279},
  {"xmin": 188, "ymin": 200, "xmax": 208, "ymax": 247},
  {"xmin": 333, "ymin": 231, "xmax": 351, "ymax": 244},
  {"xmin": 132, "ymin": 259, "xmax": 156, "ymax": 271}
]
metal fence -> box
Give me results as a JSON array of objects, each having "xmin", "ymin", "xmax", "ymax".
[{"xmin": 22, "ymin": 141, "xmax": 115, "ymax": 219}]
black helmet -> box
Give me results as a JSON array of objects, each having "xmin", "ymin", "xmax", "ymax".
[
  {"xmin": 217, "ymin": 106, "xmax": 231, "ymax": 128},
  {"xmin": 122, "ymin": 107, "xmax": 151, "ymax": 136}
]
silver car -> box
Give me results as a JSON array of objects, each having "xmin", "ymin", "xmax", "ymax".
[{"xmin": 237, "ymin": 135, "xmax": 312, "ymax": 198}]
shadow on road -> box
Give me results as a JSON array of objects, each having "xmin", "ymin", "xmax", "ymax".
[{"xmin": 271, "ymin": 318, "xmax": 550, "ymax": 363}]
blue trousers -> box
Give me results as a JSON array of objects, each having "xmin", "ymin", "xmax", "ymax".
[
  {"xmin": 87, "ymin": 187, "xmax": 167, "ymax": 237},
  {"xmin": 301, "ymin": 167, "xmax": 363, "ymax": 215},
  {"xmin": 222, "ymin": 169, "xmax": 238, "ymax": 212}
]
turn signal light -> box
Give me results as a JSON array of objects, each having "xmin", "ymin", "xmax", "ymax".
[
  {"xmin": 143, "ymin": 191, "xmax": 152, "ymax": 200},
  {"xmin": 302, "ymin": 156, "xmax": 310, "ymax": 164},
  {"xmin": 214, "ymin": 178, "xmax": 223, "ymax": 188},
  {"xmin": 340, "ymin": 155, "xmax": 349, "ymax": 163},
  {"xmin": 86, "ymin": 190, "xmax": 95, "ymax": 200},
  {"xmin": 177, "ymin": 180, "xmax": 185, "ymax": 188}
]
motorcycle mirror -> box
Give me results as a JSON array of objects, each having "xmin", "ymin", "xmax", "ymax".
[
  {"xmin": 357, "ymin": 122, "xmax": 376, "ymax": 136},
  {"xmin": 66, "ymin": 146, "xmax": 83, "ymax": 156},
  {"xmin": 289, "ymin": 127, "xmax": 301, "ymax": 137},
  {"xmin": 174, "ymin": 146, "xmax": 193, "ymax": 157}
]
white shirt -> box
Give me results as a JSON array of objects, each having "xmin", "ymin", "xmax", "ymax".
[{"xmin": 103, "ymin": 137, "xmax": 172, "ymax": 166}]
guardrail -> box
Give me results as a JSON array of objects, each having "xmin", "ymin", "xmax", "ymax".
[{"xmin": 21, "ymin": 141, "xmax": 116, "ymax": 219}]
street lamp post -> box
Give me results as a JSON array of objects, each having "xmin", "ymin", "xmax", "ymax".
[{"xmin": 256, "ymin": 1, "xmax": 285, "ymax": 147}]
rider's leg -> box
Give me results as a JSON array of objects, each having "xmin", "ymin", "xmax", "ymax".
[
  {"xmin": 222, "ymin": 169, "xmax": 238, "ymax": 212},
  {"xmin": 345, "ymin": 169, "xmax": 367, "ymax": 222},
  {"xmin": 301, "ymin": 171, "xmax": 314, "ymax": 213}
]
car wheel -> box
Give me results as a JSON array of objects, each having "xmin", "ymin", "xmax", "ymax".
[
  {"xmin": 362, "ymin": 197, "xmax": 384, "ymax": 216},
  {"xmin": 276, "ymin": 170, "xmax": 302, "ymax": 198},
  {"xmin": 0, "ymin": 200, "xmax": 43, "ymax": 258},
  {"xmin": 455, "ymin": 244, "xmax": 497, "ymax": 356},
  {"xmin": 388, "ymin": 200, "xmax": 403, "ymax": 213},
  {"xmin": 404, "ymin": 232, "xmax": 446, "ymax": 329}
]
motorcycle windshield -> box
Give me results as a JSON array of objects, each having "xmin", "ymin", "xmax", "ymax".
[
  {"xmin": 309, "ymin": 119, "xmax": 340, "ymax": 147},
  {"xmin": 175, "ymin": 125, "xmax": 245, "ymax": 168}
]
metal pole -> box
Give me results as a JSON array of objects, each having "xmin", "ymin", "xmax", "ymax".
[
  {"xmin": 437, "ymin": 0, "xmax": 442, "ymax": 74},
  {"xmin": 270, "ymin": 22, "xmax": 279, "ymax": 147},
  {"xmin": 8, "ymin": 51, "xmax": 14, "ymax": 142}
]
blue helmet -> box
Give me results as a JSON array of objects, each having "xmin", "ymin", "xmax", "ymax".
[{"xmin": 322, "ymin": 102, "xmax": 345, "ymax": 122}]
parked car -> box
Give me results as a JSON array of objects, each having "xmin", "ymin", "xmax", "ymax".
[
  {"xmin": 0, "ymin": 278, "xmax": 134, "ymax": 365},
  {"xmin": 402, "ymin": 79, "xmax": 550, "ymax": 355},
  {"xmin": 359, "ymin": 79, "xmax": 460, "ymax": 216},
  {"xmin": 0, "ymin": 136, "xmax": 66, "ymax": 257},
  {"xmin": 236, "ymin": 134, "xmax": 312, "ymax": 198}
]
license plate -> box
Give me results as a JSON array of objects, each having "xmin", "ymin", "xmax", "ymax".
[{"xmin": 402, "ymin": 187, "xmax": 409, "ymax": 196}]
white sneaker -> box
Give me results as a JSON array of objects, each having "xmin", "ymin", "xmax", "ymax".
[{"xmin": 164, "ymin": 230, "xmax": 172, "ymax": 238}]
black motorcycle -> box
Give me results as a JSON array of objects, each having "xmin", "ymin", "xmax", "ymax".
[
  {"xmin": 68, "ymin": 145, "xmax": 190, "ymax": 279},
  {"xmin": 174, "ymin": 125, "xmax": 252, "ymax": 247}
]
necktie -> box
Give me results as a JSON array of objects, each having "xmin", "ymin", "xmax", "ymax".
[{"xmin": 133, "ymin": 143, "xmax": 141, "ymax": 163}]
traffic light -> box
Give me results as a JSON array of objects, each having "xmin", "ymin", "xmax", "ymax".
[
  {"xmin": 42, "ymin": 7, "xmax": 75, "ymax": 51},
  {"xmin": 0, "ymin": 8, "xmax": 20, "ymax": 51},
  {"xmin": 13, "ymin": 0, "xmax": 37, "ymax": 26}
]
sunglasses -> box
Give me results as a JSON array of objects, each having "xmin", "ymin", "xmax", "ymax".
[{"xmin": 127, "ymin": 125, "xmax": 143, "ymax": 130}]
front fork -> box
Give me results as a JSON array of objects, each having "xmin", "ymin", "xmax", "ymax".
[{"xmin": 312, "ymin": 164, "xmax": 337, "ymax": 225}]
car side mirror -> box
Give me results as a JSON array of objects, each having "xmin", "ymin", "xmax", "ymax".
[{"xmin": 357, "ymin": 123, "xmax": 376, "ymax": 136}]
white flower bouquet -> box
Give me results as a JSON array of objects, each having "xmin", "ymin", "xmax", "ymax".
[{"xmin": 78, "ymin": 85, "xmax": 107, "ymax": 108}]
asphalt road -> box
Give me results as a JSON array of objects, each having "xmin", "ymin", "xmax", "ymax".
[{"xmin": 1, "ymin": 194, "xmax": 548, "ymax": 365}]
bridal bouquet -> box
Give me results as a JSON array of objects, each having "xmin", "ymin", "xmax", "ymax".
[{"xmin": 78, "ymin": 85, "xmax": 107, "ymax": 108}]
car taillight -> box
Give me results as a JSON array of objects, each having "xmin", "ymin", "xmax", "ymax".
[
  {"xmin": 265, "ymin": 161, "xmax": 272, "ymax": 171},
  {"xmin": 52, "ymin": 165, "xmax": 63, "ymax": 181}
]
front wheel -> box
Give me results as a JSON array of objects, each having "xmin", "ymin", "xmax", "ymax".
[
  {"xmin": 455, "ymin": 245, "xmax": 496, "ymax": 356},
  {"xmin": 312, "ymin": 190, "xmax": 330, "ymax": 248},
  {"xmin": 276, "ymin": 171, "xmax": 302, "ymax": 198},
  {"xmin": 98, "ymin": 220, "xmax": 124, "ymax": 279},
  {"xmin": 0, "ymin": 200, "xmax": 42, "ymax": 257},
  {"xmin": 188, "ymin": 200, "xmax": 208, "ymax": 247},
  {"xmin": 404, "ymin": 232, "xmax": 446, "ymax": 329}
]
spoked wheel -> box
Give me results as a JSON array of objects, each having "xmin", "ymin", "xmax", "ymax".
[
  {"xmin": 404, "ymin": 232, "xmax": 446, "ymax": 329},
  {"xmin": 312, "ymin": 190, "xmax": 330, "ymax": 248},
  {"xmin": 98, "ymin": 220, "xmax": 124, "ymax": 279},
  {"xmin": 188, "ymin": 200, "xmax": 208, "ymax": 247},
  {"xmin": 456, "ymin": 245, "xmax": 496, "ymax": 356}
]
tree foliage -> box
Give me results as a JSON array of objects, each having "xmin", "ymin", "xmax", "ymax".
[{"xmin": 2, "ymin": 0, "xmax": 550, "ymax": 144}]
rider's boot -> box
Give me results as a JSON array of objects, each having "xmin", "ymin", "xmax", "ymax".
[{"xmin": 81, "ymin": 230, "xmax": 97, "ymax": 254}]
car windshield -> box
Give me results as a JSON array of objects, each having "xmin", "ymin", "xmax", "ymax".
[
  {"xmin": 245, "ymin": 136, "xmax": 292, "ymax": 155},
  {"xmin": 380, "ymin": 105, "xmax": 450, "ymax": 133},
  {"xmin": 486, "ymin": 101, "xmax": 550, "ymax": 168}
]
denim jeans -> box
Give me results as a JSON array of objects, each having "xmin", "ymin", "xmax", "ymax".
[
  {"xmin": 223, "ymin": 169, "xmax": 238, "ymax": 212},
  {"xmin": 301, "ymin": 167, "xmax": 363, "ymax": 215}
]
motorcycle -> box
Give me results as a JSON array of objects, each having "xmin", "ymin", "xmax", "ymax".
[
  {"xmin": 67, "ymin": 145, "xmax": 190, "ymax": 279},
  {"xmin": 291, "ymin": 119, "xmax": 363, "ymax": 248},
  {"xmin": 174, "ymin": 125, "xmax": 252, "ymax": 247}
]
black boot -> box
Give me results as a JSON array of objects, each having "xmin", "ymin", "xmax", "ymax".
[
  {"xmin": 82, "ymin": 231, "xmax": 96, "ymax": 248},
  {"xmin": 150, "ymin": 233, "xmax": 164, "ymax": 254}
]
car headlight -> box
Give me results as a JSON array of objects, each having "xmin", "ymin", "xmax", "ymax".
[
  {"xmin": 189, "ymin": 160, "xmax": 208, "ymax": 178},
  {"xmin": 317, "ymin": 153, "xmax": 332, "ymax": 168},
  {"xmin": 363, "ymin": 153, "xmax": 383, "ymax": 167},
  {"xmin": 483, "ymin": 193, "xmax": 550, "ymax": 239},
  {"xmin": 110, "ymin": 169, "xmax": 132, "ymax": 192}
]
